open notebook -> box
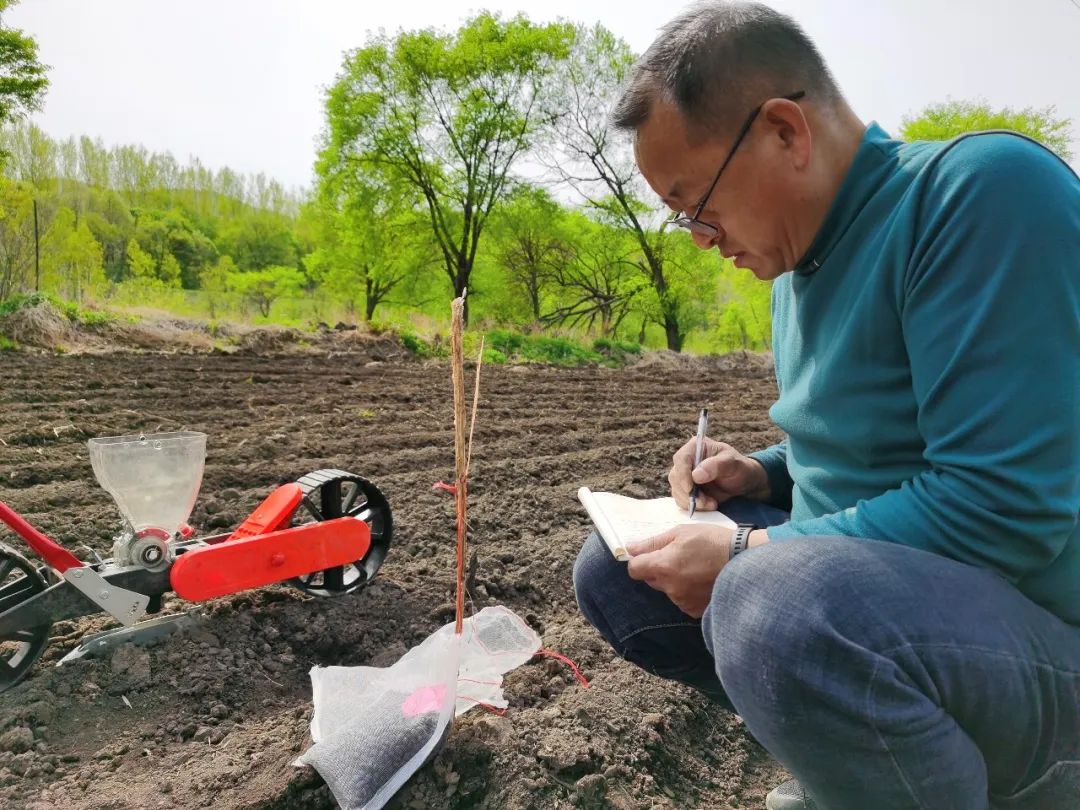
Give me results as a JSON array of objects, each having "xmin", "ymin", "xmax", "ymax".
[{"xmin": 577, "ymin": 487, "xmax": 736, "ymax": 561}]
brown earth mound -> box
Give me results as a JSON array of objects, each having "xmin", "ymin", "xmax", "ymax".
[
  {"xmin": 0, "ymin": 350, "xmax": 785, "ymax": 809},
  {"xmin": 0, "ymin": 305, "xmax": 412, "ymax": 360},
  {"xmin": 0, "ymin": 301, "xmax": 73, "ymax": 350}
]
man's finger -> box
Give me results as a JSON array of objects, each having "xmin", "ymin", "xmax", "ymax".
[
  {"xmin": 626, "ymin": 531, "xmax": 676, "ymax": 557},
  {"xmin": 672, "ymin": 438, "xmax": 697, "ymax": 465},
  {"xmin": 692, "ymin": 492, "xmax": 718, "ymax": 512},
  {"xmin": 627, "ymin": 553, "xmax": 661, "ymax": 582}
]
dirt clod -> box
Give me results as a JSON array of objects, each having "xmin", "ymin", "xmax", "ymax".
[{"xmin": 0, "ymin": 727, "xmax": 34, "ymax": 754}]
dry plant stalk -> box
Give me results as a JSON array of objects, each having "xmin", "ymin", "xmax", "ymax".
[
  {"xmin": 465, "ymin": 336, "xmax": 484, "ymax": 477},
  {"xmin": 450, "ymin": 296, "xmax": 484, "ymax": 635}
]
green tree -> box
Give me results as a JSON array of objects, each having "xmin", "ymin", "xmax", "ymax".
[
  {"xmin": 0, "ymin": 121, "xmax": 55, "ymax": 186},
  {"xmin": 40, "ymin": 207, "xmax": 105, "ymax": 301},
  {"xmin": 320, "ymin": 12, "xmax": 573, "ymax": 322},
  {"xmin": 900, "ymin": 100, "xmax": 1073, "ymax": 160},
  {"xmin": 542, "ymin": 217, "xmax": 646, "ymax": 336},
  {"xmin": 305, "ymin": 170, "xmax": 439, "ymax": 322},
  {"xmin": 129, "ymin": 209, "xmax": 212, "ymax": 288},
  {"xmin": 125, "ymin": 237, "xmax": 157, "ymax": 284},
  {"xmin": 228, "ymin": 265, "xmax": 305, "ymax": 318},
  {"xmin": 202, "ymin": 254, "xmax": 237, "ymax": 319},
  {"xmin": 159, "ymin": 252, "xmax": 182, "ymax": 287},
  {"xmin": 161, "ymin": 211, "xmax": 217, "ymax": 288},
  {"xmin": 545, "ymin": 24, "xmax": 697, "ymax": 351},
  {"xmin": 0, "ymin": 2, "xmax": 48, "ymax": 143},
  {"xmin": 0, "ymin": 178, "xmax": 34, "ymax": 299},
  {"xmin": 82, "ymin": 189, "xmax": 135, "ymax": 280},
  {"xmin": 491, "ymin": 186, "xmax": 568, "ymax": 323},
  {"xmin": 711, "ymin": 261, "xmax": 771, "ymax": 351},
  {"xmin": 217, "ymin": 212, "xmax": 299, "ymax": 271}
]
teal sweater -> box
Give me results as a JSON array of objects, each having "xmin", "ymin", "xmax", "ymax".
[{"xmin": 751, "ymin": 124, "xmax": 1080, "ymax": 624}]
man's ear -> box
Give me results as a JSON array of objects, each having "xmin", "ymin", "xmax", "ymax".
[{"xmin": 762, "ymin": 97, "xmax": 811, "ymax": 170}]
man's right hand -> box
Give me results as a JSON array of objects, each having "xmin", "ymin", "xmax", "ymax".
[{"xmin": 668, "ymin": 437, "xmax": 771, "ymax": 511}]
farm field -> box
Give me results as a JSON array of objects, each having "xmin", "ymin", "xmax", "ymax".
[{"xmin": 0, "ymin": 348, "xmax": 786, "ymax": 809}]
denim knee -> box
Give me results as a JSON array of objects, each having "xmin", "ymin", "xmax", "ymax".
[
  {"xmin": 704, "ymin": 538, "xmax": 856, "ymax": 707},
  {"xmin": 572, "ymin": 532, "xmax": 614, "ymax": 639},
  {"xmin": 574, "ymin": 531, "xmax": 734, "ymax": 706}
]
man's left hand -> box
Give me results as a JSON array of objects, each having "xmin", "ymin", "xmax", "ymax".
[{"xmin": 625, "ymin": 524, "xmax": 732, "ymax": 618}]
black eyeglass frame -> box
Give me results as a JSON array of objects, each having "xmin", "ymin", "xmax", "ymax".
[{"xmin": 664, "ymin": 91, "xmax": 806, "ymax": 238}]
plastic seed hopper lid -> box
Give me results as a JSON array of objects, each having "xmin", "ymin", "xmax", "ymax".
[{"xmin": 88, "ymin": 431, "xmax": 207, "ymax": 537}]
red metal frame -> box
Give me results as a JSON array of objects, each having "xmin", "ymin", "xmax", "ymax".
[
  {"xmin": 170, "ymin": 517, "xmax": 371, "ymax": 601},
  {"xmin": 227, "ymin": 483, "xmax": 303, "ymax": 541},
  {"xmin": 1, "ymin": 483, "xmax": 372, "ymax": 603},
  {"xmin": 0, "ymin": 501, "xmax": 84, "ymax": 573}
]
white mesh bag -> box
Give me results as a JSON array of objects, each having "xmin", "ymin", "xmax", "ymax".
[{"xmin": 296, "ymin": 606, "xmax": 540, "ymax": 809}]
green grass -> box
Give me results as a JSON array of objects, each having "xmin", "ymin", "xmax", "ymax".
[
  {"xmin": 0, "ymin": 292, "xmax": 115, "ymax": 327},
  {"xmin": 395, "ymin": 326, "xmax": 644, "ymax": 367},
  {"xmin": 399, "ymin": 329, "xmax": 442, "ymax": 359},
  {"xmin": 0, "ymin": 292, "xmax": 43, "ymax": 318},
  {"xmin": 0, "ymin": 335, "xmax": 17, "ymax": 351}
]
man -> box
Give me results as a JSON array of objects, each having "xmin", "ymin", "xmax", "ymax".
[{"xmin": 572, "ymin": 3, "xmax": 1080, "ymax": 809}]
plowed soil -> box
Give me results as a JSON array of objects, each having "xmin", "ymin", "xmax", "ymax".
[{"xmin": 0, "ymin": 347, "xmax": 786, "ymax": 809}]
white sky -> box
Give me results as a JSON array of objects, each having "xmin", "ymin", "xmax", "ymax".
[{"xmin": 9, "ymin": 0, "xmax": 1080, "ymax": 191}]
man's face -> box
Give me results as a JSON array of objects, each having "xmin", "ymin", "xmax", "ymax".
[{"xmin": 634, "ymin": 98, "xmax": 804, "ymax": 281}]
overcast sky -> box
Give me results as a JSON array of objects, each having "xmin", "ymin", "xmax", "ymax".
[{"xmin": 9, "ymin": 0, "xmax": 1080, "ymax": 190}]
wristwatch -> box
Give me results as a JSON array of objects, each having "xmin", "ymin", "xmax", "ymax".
[{"xmin": 731, "ymin": 524, "xmax": 757, "ymax": 558}]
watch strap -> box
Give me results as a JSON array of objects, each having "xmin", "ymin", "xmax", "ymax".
[{"xmin": 731, "ymin": 523, "xmax": 757, "ymax": 558}]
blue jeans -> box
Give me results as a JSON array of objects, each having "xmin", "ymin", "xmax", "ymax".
[{"xmin": 573, "ymin": 499, "xmax": 1080, "ymax": 809}]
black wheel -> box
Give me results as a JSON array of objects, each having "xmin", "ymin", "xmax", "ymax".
[
  {"xmin": 289, "ymin": 469, "xmax": 392, "ymax": 598},
  {"xmin": 0, "ymin": 542, "xmax": 51, "ymax": 692}
]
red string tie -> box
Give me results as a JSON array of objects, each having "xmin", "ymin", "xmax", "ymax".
[{"xmin": 535, "ymin": 648, "xmax": 590, "ymax": 688}]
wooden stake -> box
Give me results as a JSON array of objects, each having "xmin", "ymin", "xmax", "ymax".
[{"xmin": 450, "ymin": 296, "xmax": 468, "ymax": 635}]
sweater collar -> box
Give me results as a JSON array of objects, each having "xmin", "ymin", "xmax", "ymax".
[{"xmin": 794, "ymin": 122, "xmax": 896, "ymax": 276}]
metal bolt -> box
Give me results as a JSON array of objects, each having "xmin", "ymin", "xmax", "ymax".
[
  {"xmin": 99, "ymin": 590, "xmax": 110, "ymax": 600},
  {"xmin": 72, "ymin": 570, "xmax": 83, "ymax": 578}
]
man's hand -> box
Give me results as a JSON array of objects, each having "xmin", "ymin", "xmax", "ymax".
[
  {"xmin": 668, "ymin": 437, "xmax": 771, "ymax": 512},
  {"xmin": 625, "ymin": 523, "xmax": 733, "ymax": 618}
]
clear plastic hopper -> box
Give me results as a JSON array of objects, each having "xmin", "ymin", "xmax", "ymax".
[{"xmin": 88, "ymin": 432, "xmax": 207, "ymax": 538}]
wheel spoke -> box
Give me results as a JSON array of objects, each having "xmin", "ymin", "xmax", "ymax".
[
  {"xmin": 321, "ymin": 481, "xmax": 343, "ymax": 520},
  {"xmin": 341, "ymin": 484, "xmax": 361, "ymax": 516},
  {"xmin": 0, "ymin": 577, "xmax": 38, "ymax": 612},
  {"xmin": 323, "ymin": 566, "xmax": 344, "ymax": 591},
  {"xmin": 301, "ymin": 497, "xmax": 324, "ymax": 522}
]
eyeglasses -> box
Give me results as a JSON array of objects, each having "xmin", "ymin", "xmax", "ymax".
[{"xmin": 664, "ymin": 91, "xmax": 806, "ymax": 238}]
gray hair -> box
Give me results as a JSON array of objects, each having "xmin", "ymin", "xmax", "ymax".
[{"xmin": 613, "ymin": 1, "xmax": 842, "ymax": 138}]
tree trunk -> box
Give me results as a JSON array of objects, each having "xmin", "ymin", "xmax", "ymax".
[
  {"xmin": 664, "ymin": 316, "xmax": 682, "ymax": 352},
  {"xmin": 639, "ymin": 248, "xmax": 682, "ymax": 352},
  {"xmin": 364, "ymin": 278, "xmax": 374, "ymax": 321},
  {"xmin": 529, "ymin": 279, "xmax": 541, "ymax": 322}
]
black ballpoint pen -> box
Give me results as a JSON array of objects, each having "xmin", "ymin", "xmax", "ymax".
[{"xmin": 688, "ymin": 407, "xmax": 709, "ymax": 517}]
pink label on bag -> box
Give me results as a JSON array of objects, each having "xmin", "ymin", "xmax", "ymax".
[{"xmin": 401, "ymin": 684, "xmax": 447, "ymax": 717}]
